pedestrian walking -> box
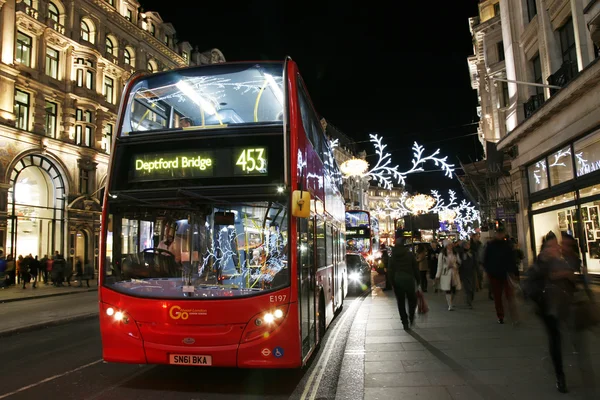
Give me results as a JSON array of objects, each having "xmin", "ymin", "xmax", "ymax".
[
  {"xmin": 459, "ymin": 241, "xmax": 476, "ymax": 308},
  {"xmin": 428, "ymin": 241, "xmax": 440, "ymax": 293},
  {"xmin": 381, "ymin": 244, "xmax": 392, "ymax": 291},
  {"xmin": 483, "ymin": 228, "xmax": 518, "ymax": 324},
  {"xmin": 389, "ymin": 230, "xmax": 420, "ymax": 330},
  {"xmin": 436, "ymin": 240, "xmax": 461, "ymax": 311},
  {"xmin": 416, "ymin": 244, "xmax": 429, "ymax": 292}
]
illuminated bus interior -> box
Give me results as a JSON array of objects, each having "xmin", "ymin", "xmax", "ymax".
[
  {"xmin": 104, "ymin": 200, "xmax": 288, "ymax": 299},
  {"xmin": 122, "ymin": 63, "xmax": 284, "ymax": 134}
]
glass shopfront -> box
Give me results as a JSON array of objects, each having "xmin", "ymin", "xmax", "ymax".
[
  {"xmin": 5, "ymin": 156, "xmax": 66, "ymax": 259},
  {"xmin": 528, "ymin": 128, "xmax": 600, "ymax": 274}
]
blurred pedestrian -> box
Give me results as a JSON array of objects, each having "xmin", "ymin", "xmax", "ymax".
[
  {"xmin": 389, "ymin": 230, "xmax": 420, "ymax": 330},
  {"xmin": 381, "ymin": 244, "xmax": 392, "ymax": 291},
  {"xmin": 428, "ymin": 241, "xmax": 440, "ymax": 293},
  {"xmin": 483, "ymin": 228, "xmax": 518, "ymax": 324},
  {"xmin": 459, "ymin": 241, "xmax": 476, "ymax": 308},
  {"xmin": 416, "ymin": 244, "xmax": 428, "ymax": 292},
  {"xmin": 436, "ymin": 240, "xmax": 461, "ymax": 311}
]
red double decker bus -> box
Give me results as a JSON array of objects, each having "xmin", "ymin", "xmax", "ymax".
[{"xmin": 99, "ymin": 59, "xmax": 347, "ymax": 368}]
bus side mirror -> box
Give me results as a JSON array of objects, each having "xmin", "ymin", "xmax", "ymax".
[{"xmin": 292, "ymin": 190, "xmax": 310, "ymax": 218}]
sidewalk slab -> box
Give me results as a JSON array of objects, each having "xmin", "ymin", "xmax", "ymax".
[
  {"xmin": 0, "ymin": 282, "xmax": 98, "ymax": 303},
  {"xmin": 0, "ymin": 290, "xmax": 99, "ymax": 337},
  {"xmin": 344, "ymin": 279, "xmax": 600, "ymax": 400}
]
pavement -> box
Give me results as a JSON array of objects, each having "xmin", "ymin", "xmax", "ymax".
[
  {"xmin": 2, "ymin": 274, "xmax": 600, "ymax": 399},
  {"xmin": 338, "ymin": 278, "xmax": 600, "ymax": 400},
  {"xmin": 0, "ymin": 281, "xmax": 99, "ymax": 337}
]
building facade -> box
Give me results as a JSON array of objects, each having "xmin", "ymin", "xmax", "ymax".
[
  {"xmin": 0, "ymin": 0, "xmax": 224, "ymax": 271},
  {"xmin": 468, "ymin": 0, "xmax": 600, "ymax": 274}
]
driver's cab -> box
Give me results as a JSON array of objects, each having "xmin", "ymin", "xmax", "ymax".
[{"xmin": 120, "ymin": 216, "xmax": 187, "ymax": 280}]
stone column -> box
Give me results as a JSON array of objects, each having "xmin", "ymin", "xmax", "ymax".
[
  {"xmin": 32, "ymin": 89, "xmax": 46, "ymax": 134},
  {"xmin": 37, "ymin": 31, "xmax": 47, "ymax": 75},
  {"xmin": 0, "ymin": 0, "xmax": 16, "ymax": 65},
  {"xmin": 539, "ymin": 0, "xmax": 563, "ymax": 88},
  {"xmin": 0, "ymin": 182, "xmax": 10, "ymax": 254},
  {"xmin": 61, "ymin": 97, "xmax": 75, "ymax": 141},
  {"xmin": 571, "ymin": 0, "xmax": 595, "ymax": 70},
  {"xmin": 96, "ymin": 61, "xmax": 105, "ymax": 99}
]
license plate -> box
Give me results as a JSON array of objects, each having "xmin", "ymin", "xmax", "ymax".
[{"xmin": 169, "ymin": 354, "xmax": 212, "ymax": 366}]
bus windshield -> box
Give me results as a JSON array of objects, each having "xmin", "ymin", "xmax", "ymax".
[
  {"xmin": 103, "ymin": 199, "xmax": 289, "ymax": 299},
  {"xmin": 121, "ymin": 62, "xmax": 284, "ymax": 134}
]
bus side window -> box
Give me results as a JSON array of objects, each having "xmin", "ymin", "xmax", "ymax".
[{"xmin": 316, "ymin": 217, "xmax": 326, "ymax": 269}]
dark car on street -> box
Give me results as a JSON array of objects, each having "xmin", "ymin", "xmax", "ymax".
[{"xmin": 345, "ymin": 253, "xmax": 371, "ymax": 294}]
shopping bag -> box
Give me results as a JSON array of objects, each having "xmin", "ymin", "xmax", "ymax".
[{"xmin": 417, "ymin": 290, "xmax": 429, "ymax": 314}]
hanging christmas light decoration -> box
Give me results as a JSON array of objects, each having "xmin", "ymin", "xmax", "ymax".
[
  {"xmin": 404, "ymin": 194, "xmax": 436, "ymax": 215},
  {"xmin": 331, "ymin": 134, "xmax": 454, "ymax": 190},
  {"xmin": 373, "ymin": 189, "xmax": 481, "ymax": 240},
  {"xmin": 438, "ymin": 208, "xmax": 457, "ymax": 223}
]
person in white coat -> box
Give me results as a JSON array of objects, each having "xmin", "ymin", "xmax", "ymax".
[{"xmin": 436, "ymin": 240, "xmax": 462, "ymax": 310}]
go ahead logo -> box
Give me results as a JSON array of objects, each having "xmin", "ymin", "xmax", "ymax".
[{"xmin": 169, "ymin": 305, "xmax": 208, "ymax": 320}]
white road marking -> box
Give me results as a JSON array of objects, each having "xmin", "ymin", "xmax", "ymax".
[
  {"xmin": 0, "ymin": 359, "xmax": 103, "ymax": 399},
  {"xmin": 300, "ymin": 297, "xmax": 362, "ymax": 400}
]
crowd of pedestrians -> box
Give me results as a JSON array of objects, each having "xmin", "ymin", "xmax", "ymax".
[
  {"xmin": 384, "ymin": 227, "xmax": 597, "ymax": 395},
  {"xmin": 0, "ymin": 250, "xmax": 94, "ymax": 289}
]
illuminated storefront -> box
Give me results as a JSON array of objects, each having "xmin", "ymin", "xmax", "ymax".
[
  {"xmin": 5, "ymin": 155, "xmax": 66, "ymax": 258},
  {"xmin": 528, "ymin": 128, "xmax": 600, "ymax": 274}
]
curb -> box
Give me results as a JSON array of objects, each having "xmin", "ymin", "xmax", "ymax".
[
  {"xmin": 0, "ymin": 312, "xmax": 98, "ymax": 338},
  {"xmin": 0, "ymin": 288, "xmax": 97, "ymax": 304}
]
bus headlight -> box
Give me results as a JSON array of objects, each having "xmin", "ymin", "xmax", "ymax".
[
  {"xmin": 105, "ymin": 306, "xmax": 129, "ymax": 324},
  {"xmin": 244, "ymin": 305, "xmax": 289, "ymax": 342}
]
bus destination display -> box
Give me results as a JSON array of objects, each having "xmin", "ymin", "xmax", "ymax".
[{"xmin": 132, "ymin": 147, "xmax": 268, "ymax": 181}]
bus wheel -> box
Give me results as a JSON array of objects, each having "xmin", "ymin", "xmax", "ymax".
[{"xmin": 318, "ymin": 291, "xmax": 326, "ymax": 342}]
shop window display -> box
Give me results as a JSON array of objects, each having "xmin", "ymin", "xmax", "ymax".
[
  {"xmin": 532, "ymin": 205, "xmax": 579, "ymax": 255},
  {"xmin": 580, "ymin": 200, "xmax": 600, "ymax": 273}
]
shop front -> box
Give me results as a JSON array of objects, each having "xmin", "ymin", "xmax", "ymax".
[
  {"xmin": 528, "ymin": 127, "xmax": 600, "ymax": 275},
  {"xmin": 4, "ymin": 154, "xmax": 67, "ymax": 259}
]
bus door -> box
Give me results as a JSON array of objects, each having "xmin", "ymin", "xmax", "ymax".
[{"xmin": 297, "ymin": 217, "xmax": 316, "ymax": 359}]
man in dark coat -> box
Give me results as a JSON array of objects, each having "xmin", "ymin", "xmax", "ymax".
[
  {"xmin": 389, "ymin": 231, "xmax": 420, "ymax": 330},
  {"xmin": 483, "ymin": 228, "xmax": 519, "ymax": 324}
]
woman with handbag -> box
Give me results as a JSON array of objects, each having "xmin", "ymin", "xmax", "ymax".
[{"xmin": 436, "ymin": 240, "xmax": 461, "ymax": 311}]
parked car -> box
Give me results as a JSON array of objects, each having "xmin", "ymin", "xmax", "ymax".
[{"xmin": 345, "ymin": 253, "xmax": 371, "ymax": 294}]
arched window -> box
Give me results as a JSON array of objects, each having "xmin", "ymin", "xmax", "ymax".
[
  {"xmin": 80, "ymin": 19, "xmax": 96, "ymax": 44},
  {"xmin": 124, "ymin": 48, "xmax": 131, "ymax": 65},
  {"xmin": 105, "ymin": 37, "xmax": 114, "ymax": 55},
  {"xmin": 147, "ymin": 59, "xmax": 157, "ymax": 73},
  {"xmin": 81, "ymin": 21, "xmax": 91, "ymax": 42},
  {"xmin": 48, "ymin": 2, "xmax": 59, "ymax": 22}
]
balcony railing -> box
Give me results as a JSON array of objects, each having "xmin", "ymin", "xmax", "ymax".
[
  {"xmin": 547, "ymin": 60, "xmax": 577, "ymax": 95},
  {"xmin": 524, "ymin": 93, "xmax": 545, "ymax": 118}
]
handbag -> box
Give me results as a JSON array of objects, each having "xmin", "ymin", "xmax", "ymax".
[{"xmin": 417, "ymin": 290, "xmax": 429, "ymax": 314}]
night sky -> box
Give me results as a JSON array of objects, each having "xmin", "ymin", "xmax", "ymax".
[{"xmin": 142, "ymin": 0, "xmax": 482, "ymax": 195}]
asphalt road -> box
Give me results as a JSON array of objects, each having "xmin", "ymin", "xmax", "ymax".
[{"xmin": 0, "ymin": 289, "xmax": 370, "ymax": 400}]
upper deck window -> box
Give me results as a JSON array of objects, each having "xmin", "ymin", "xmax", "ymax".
[{"xmin": 121, "ymin": 63, "xmax": 285, "ymax": 135}]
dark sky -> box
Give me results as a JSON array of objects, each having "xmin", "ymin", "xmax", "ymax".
[{"xmin": 142, "ymin": 0, "xmax": 482, "ymax": 194}]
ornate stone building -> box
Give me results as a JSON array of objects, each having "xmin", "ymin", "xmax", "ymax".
[
  {"xmin": 0, "ymin": 0, "xmax": 224, "ymax": 271},
  {"xmin": 467, "ymin": 0, "xmax": 600, "ymax": 275}
]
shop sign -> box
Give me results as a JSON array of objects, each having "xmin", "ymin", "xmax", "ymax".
[{"xmin": 578, "ymin": 160, "xmax": 600, "ymax": 177}]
